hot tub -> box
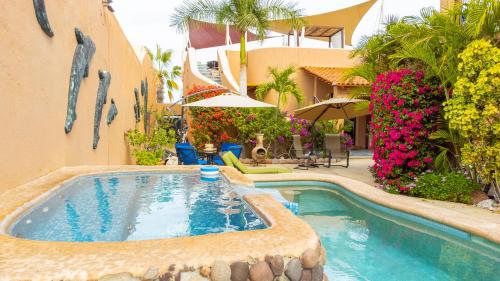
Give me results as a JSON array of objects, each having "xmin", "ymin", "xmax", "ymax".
[{"xmin": 9, "ymin": 172, "xmax": 266, "ymax": 242}]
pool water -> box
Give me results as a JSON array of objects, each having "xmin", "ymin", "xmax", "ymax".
[
  {"xmin": 10, "ymin": 173, "xmax": 266, "ymax": 241},
  {"xmin": 261, "ymin": 184, "xmax": 500, "ymax": 281}
]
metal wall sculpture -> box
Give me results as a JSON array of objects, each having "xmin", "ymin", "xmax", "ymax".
[
  {"xmin": 64, "ymin": 28, "xmax": 96, "ymax": 134},
  {"xmin": 141, "ymin": 79, "xmax": 149, "ymax": 132},
  {"xmin": 93, "ymin": 70, "xmax": 111, "ymax": 149},
  {"xmin": 107, "ymin": 99, "xmax": 118, "ymax": 125},
  {"xmin": 134, "ymin": 88, "xmax": 141, "ymax": 123},
  {"xmin": 33, "ymin": 0, "xmax": 54, "ymax": 37}
]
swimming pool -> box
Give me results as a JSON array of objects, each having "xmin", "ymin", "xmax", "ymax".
[
  {"xmin": 256, "ymin": 181, "xmax": 500, "ymax": 281},
  {"xmin": 10, "ymin": 172, "xmax": 266, "ymax": 241}
]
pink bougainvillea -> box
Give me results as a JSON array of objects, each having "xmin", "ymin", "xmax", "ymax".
[{"xmin": 370, "ymin": 69, "xmax": 443, "ymax": 193}]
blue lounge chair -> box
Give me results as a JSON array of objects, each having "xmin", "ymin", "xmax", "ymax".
[
  {"xmin": 175, "ymin": 143, "xmax": 207, "ymax": 165},
  {"xmin": 213, "ymin": 142, "xmax": 243, "ymax": 165}
]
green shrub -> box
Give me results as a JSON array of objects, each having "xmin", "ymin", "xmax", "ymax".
[
  {"xmin": 409, "ymin": 172, "xmax": 481, "ymax": 204},
  {"xmin": 127, "ymin": 127, "xmax": 176, "ymax": 165}
]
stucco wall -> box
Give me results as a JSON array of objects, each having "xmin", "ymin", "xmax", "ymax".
[
  {"xmin": 0, "ymin": 0, "xmax": 157, "ymax": 191},
  {"xmin": 226, "ymin": 47, "xmax": 358, "ymax": 111}
]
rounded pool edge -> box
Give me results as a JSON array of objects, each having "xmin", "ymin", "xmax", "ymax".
[
  {"xmin": 255, "ymin": 180, "xmax": 500, "ymax": 252},
  {"xmin": 247, "ymin": 173, "xmax": 500, "ymax": 246},
  {"xmin": 0, "ymin": 166, "xmax": 321, "ymax": 280},
  {"xmin": 7, "ymin": 171, "xmax": 269, "ymax": 242}
]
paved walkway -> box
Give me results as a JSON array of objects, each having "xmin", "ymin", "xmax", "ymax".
[
  {"xmin": 268, "ymin": 159, "xmax": 500, "ymax": 218},
  {"xmin": 282, "ymin": 158, "xmax": 376, "ymax": 186}
]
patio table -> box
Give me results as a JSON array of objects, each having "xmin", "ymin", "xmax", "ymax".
[{"xmin": 200, "ymin": 150, "xmax": 218, "ymax": 165}]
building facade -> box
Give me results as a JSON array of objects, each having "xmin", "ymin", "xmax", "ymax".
[{"xmin": 182, "ymin": 1, "xmax": 377, "ymax": 149}]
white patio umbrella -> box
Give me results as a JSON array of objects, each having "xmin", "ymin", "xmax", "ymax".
[
  {"xmin": 294, "ymin": 97, "xmax": 369, "ymax": 123},
  {"xmin": 182, "ymin": 92, "xmax": 276, "ymax": 108}
]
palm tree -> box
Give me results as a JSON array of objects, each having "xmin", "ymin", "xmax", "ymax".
[
  {"xmin": 462, "ymin": 0, "xmax": 500, "ymax": 42},
  {"xmin": 146, "ymin": 45, "xmax": 182, "ymax": 102},
  {"xmin": 255, "ymin": 65, "xmax": 303, "ymax": 114},
  {"xmin": 170, "ymin": 0, "xmax": 304, "ymax": 96}
]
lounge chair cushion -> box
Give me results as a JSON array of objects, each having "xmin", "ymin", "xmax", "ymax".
[
  {"xmin": 222, "ymin": 152, "xmax": 291, "ymax": 174},
  {"xmin": 214, "ymin": 144, "xmax": 243, "ymax": 165}
]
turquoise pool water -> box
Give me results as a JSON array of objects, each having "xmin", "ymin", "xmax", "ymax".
[
  {"xmin": 257, "ymin": 182, "xmax": 500, "ymax": 281},
  {"xmin": 10, "ymin": 172, "xmax": 266, "ymax": 241}
]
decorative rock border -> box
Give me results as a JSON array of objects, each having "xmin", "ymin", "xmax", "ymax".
[{"xmin": 97, "ymin": 246, "xmax": 327, "ymax": 281}]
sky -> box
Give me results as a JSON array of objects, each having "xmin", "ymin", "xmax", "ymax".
[{"xmin": 113, "ymin": 0, "xmax": 439, "ymax": 100}]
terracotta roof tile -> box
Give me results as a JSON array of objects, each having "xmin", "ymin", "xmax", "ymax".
[{"xmin": 302, "ymin": 66, "xmax": 370, "ymax": 86}]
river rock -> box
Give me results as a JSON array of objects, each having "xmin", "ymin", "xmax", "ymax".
[
  {"xmin": 265, "ymin": 255, "xmax": 284, "ymax": 276},
  {"xmin": 230, "ymin": 261, "xmax": 249, "ymax": 281},
  {"xmin": 98, "ymin": 272, "xmax": 140, "ymax": 281},
  {"xmin": 249, "ymin": 261, "xmax": 274, "ymax": 281},
  {"xmin": 476, "ymin": 199, "xmax": 495, "ymax": 209},
  {"xmin": 472, "ymin": 190, "xmax": 489, "ymax": 205},
  {"xmin": 319, "ymin": 247, "xmax": 326, "ymax": 266},
  {"xmin": 211, "ymin": 260, "xmax": 231, "ymax": 281},
  {"xmin": 322, "ymin": 274, "xmax": 329, "ymax": 281},
  {"xmin": 285, "ymin": 258, "xmax": 302, "ymax": 281},
  {"xmin": 275, "ymin": 275, "xmax": 290, "ymax": 281},
  {"xmin": 300, "ymin": 270, "xmax": 312, "ymax": 281},
  {"xmin": 159, "ymin": 271, "xmax": 173, "ymax": 281},
  {"xmin": 301, "ymin": 249, "xmax": 319, "ymax": 269},
  {"xmin": 199, "ymin": 266, "xmax": 211, "ymax": 278},
  {"xmin": 311, "ymin": 265, "xmax": 323, "ymax": 281}
]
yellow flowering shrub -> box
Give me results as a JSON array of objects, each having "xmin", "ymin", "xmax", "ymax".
[{"xmin": 444, "ymin": 39, "xmax": 500, "ymax": 183}]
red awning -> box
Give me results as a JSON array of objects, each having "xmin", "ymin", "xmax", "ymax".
[{"xmin": 188, "ymin": 20, "xmax": 259, "ymax": 49}]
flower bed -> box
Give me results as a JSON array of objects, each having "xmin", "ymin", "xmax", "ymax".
[{"xmin": 186, "ymin": 86, "xmax": 350, "ymax": 158}]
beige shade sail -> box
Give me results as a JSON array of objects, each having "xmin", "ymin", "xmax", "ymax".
[
  {"xmin": 269, "ymin": 0, "xmax": 377, "ymax": 46},
  {"xmin": 182, "ymin": 93, "xmax": 276, "ymax": 108},
  {"xmin": 294, "ymin": 98, "xmax": 369, "ymax": 123}
]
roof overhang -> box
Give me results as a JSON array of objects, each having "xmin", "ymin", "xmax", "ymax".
[{"xmin": 302, "ymin": 66, "xmax": 370, "ymax": 87}]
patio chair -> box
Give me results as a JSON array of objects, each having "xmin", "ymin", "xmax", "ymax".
[
  {"xmin": 175, "ymin": 143, "xmax": 207, "ymax": 165},
  {"xmin": 222, "ymin": 151, "xmax": 291, "ymax": 174},
  {"xmin": 292, "ymin": 135, "xmax": 317, "ymax": 170},
  {"xmin": 213, "ymin": 142, "xmax": 243, "ymax": 165},
  {"xmin": 324, "ymin": 134, "xmax": 350, "ymax": 168}
]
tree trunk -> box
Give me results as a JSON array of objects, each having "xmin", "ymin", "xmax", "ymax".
[
  {"xmin": 273, "ymin": 93, "xmax": 281, "ymax": 158},
  {"xmin": 239, "ymin": 33, "xmax": 247, "ymax": 96}
]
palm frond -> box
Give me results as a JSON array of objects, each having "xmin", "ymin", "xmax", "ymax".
[
  {"xmin": 435, "ymin": 146, "xmax": 452, "ymax": 172},
  {"xmin": 255, "ymin": 82, "xmax": 274, "ymax": 100},
  {"xmin": 429, "ymin": 129, "xmax": 451, "ymax": 141},
  {"xmin": 170, "ymin": 0, "xmax": 223, "ymax": 32}
]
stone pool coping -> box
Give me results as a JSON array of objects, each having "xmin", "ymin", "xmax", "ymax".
[
  {"xmin": 0, "ymin": 166, "xmax": 321, "ymax": 280},
  {"xmin": 247, "ymin": 173, "xmax": 500, "ymax": 245}
]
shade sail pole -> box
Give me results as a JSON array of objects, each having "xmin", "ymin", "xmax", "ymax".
[
  {"xmin": 312, "ymin": 104, "xmax": 333, "ymax": 126},
  {"xmin": 225, "ymin": 24, "xmax": 231, "ymax": 45},
  {"xmin": 341, "ymin": 105, "xmax": 350, "ymax": 120}
]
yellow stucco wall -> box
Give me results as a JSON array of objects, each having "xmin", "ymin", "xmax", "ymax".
[
  {"xmin": 226, "ymin": 47, "xmax": 358, "ymax": 111},
  {"xmin": 440, "ymin": 0, "xmax": 461, "ymax": 11},
  {"xmin": 0, "ymin": 0, "xmax": 157, "ymax": 191}
]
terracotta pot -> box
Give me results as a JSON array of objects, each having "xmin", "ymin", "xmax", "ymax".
[{"xmin": 251, "ymin": 134, "xmax": 267, "ymax": 164}]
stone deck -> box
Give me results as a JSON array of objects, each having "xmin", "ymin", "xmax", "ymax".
[{"xmin": 0, "ymin": 166, "xmax": 321, "ymax": 280}]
